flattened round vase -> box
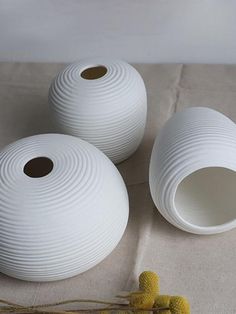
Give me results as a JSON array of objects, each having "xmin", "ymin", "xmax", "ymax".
[
  {"xmin": 149, "ymin": 107, "xmax": 236, "ymax": 234},
  {"xmin": 0, "ymin": 134, "xmax": 129, "ymax": 281},
  {"xmin": 48, "ymin": 57, "xmax": 147, "ymax": 164}
]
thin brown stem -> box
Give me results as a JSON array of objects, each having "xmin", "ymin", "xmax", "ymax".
[
  {"xmin": 0, "ymin": 299, "xmax": 24, "ymax": 308},
  {"xmin": 30, "ymin": 299, "xmax": 126, "ymax": 309},
  {"xmin": 69, "ymin": 306, "xmax": 170, "ymax": 312},
  {"xmin": 0, "ymin": 299, "xmax": 169, "ymax": 313},
  {"xmin": 0, "ymin": 307, "xmax": 76, "ymax": 314},
  {"xmin": 0, "ymin": 306, "xmax": 170, "ymax": 314}
]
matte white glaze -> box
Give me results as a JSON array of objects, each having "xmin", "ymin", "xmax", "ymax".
[
  {"xmin": 49, "ymin": 58, "xmax": 147, "ymax": 164},
  {"xmin": 149, "ymin": 107, "xmax": 236, "ymax": 234},
  {"xmin": 0, "ymin": 134, "xmax": 129, "ymax": 281}
]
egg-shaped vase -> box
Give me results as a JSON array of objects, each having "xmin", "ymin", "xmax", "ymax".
[
  {"xmin": 48, "ymin": 58, "xmax": 147, "ymax": 164},
  {"xmin": 149, "ymin": 107, "xmax": 236, "ymax": 235},
  {"xmin": 0, "ymin": 134, "xmax": 129, "ymax": 281}
]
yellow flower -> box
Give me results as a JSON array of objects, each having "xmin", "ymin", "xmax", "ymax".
[
  {"xmin": 154, "ymin": 295, "xmax": 171, "ymax": 314},
  {"xmin": 117, "ymin": 271, "xmax": 190, "ymax": 314},
  {"xmin": 169, "ymin": 296, "xmax": 190, "ymax": 314},
  {"xmin": 129, "ymin": 291, "xmax": 155, "ymax": 310},
  {"xmin": 139, "ymin": 271, "xmax": 160, "ymax": 296}
]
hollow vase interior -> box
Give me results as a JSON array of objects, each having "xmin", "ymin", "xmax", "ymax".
[
  {"xmin": 175, "ymin": 167, "xmax": 236, "ymax": 227},
  {"xmin": 80, "ymin": 65, "xmax": 107, "ymax": 80},
  {"xmin": 24, "ymin": 157, "xmax": 54, "ymax": 178}
]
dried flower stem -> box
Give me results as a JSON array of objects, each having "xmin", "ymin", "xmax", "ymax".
[
  {"xmin": 0, "ymin": 298, "xmax": 170, "ymax": 313},
  {"xmin": 68, "ymin": 306, "xmax": 170, "ymax": 312},
  {"xmin": 0, "ymin": 307, "xmax": 170, "ymax": 314},
  {"xmin": 0, "ymin": 298, "xmax": 126, "ymax": 313},
  {"xmin": 30, "ymin": 299, "xmax": 126, "ymax": 308}
]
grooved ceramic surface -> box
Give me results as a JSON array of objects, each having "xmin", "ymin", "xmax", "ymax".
[
  {"xmin": 0, "ymin": 134, "xmax": 129, "ymax": 281},
  {"xmin": 149, "ymin": 107, "xmax": 236, "ymax": 234},
  {"xmin": 48, "ymin": 58, "xmax": 147, "ymax": 164}
]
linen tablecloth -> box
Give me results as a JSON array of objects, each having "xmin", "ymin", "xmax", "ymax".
[{"xmin": 0, "ymin": 63, "xmax": 236, "ymax": 314}]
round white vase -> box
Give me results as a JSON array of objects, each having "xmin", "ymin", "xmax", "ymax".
[
  {"xmin": 149, "ymin": 107, "xmax": 236, "ymax": 234},
  {"xmin": 48, "ymin": 58, "xmax": 147, "ymax": 164},
  {"xmin": 0, "ymin": 134, "xmax": 129, "ymax": 281}
]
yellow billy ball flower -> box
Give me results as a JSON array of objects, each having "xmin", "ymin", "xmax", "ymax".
[
  {"xmin": 169, "ymin": 296, "xmax": 190, "ymax": 314},
  {"xmin": 139, "ymin": 271, "xmax": 160, "ymax": 296},
  {"xmin": 129, "ymin": 292, "xmax": 155, "ymax": 310},
  {"xmin": 154, "ymin": 295, "xmax": 171, "ymax": 314}
]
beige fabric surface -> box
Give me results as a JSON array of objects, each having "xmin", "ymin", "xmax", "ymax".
[{"xmin": 0, "ymin": 63, "xmax": 236, "ymax": 313}]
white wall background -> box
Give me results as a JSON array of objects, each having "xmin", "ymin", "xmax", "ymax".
[{"xmin": 0, "ymin": 0, "xmax": 236, "ymax": 63}]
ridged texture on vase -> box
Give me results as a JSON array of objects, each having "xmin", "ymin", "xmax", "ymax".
[
  {"xmin": 0, "ymin": 134, "xmax": 129, "ymax": 281},
  {"xmin": 48, "ymin": 58, "xmax": 147, "ymax": 164},
  {"xmin": 149, "ymin": 107, "xmax": 236, "ymax": 234}
]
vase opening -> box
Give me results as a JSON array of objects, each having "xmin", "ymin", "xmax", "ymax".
[
  {"xmin": 24, "ymin": 157, "xmax": 54, "ymax": 178},
  {"xmin": 80, "ymin": 66, "xmax": 107, "ymax": 80},
  {"xmin": 174, "ymin": 167, "xmax": 236, "ymax": 227}
]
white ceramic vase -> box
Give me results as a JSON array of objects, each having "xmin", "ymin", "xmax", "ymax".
[
  {"xmin": 0, "ymin": 134, "xmax": 129, "ymax": 281},
  {"xmin": 149, "ymin": 107, "xmax": 236, "ymax": 234},
  {"xmin": 48, "ymin": 57, "xmax": 147, "ymax": 164}
]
